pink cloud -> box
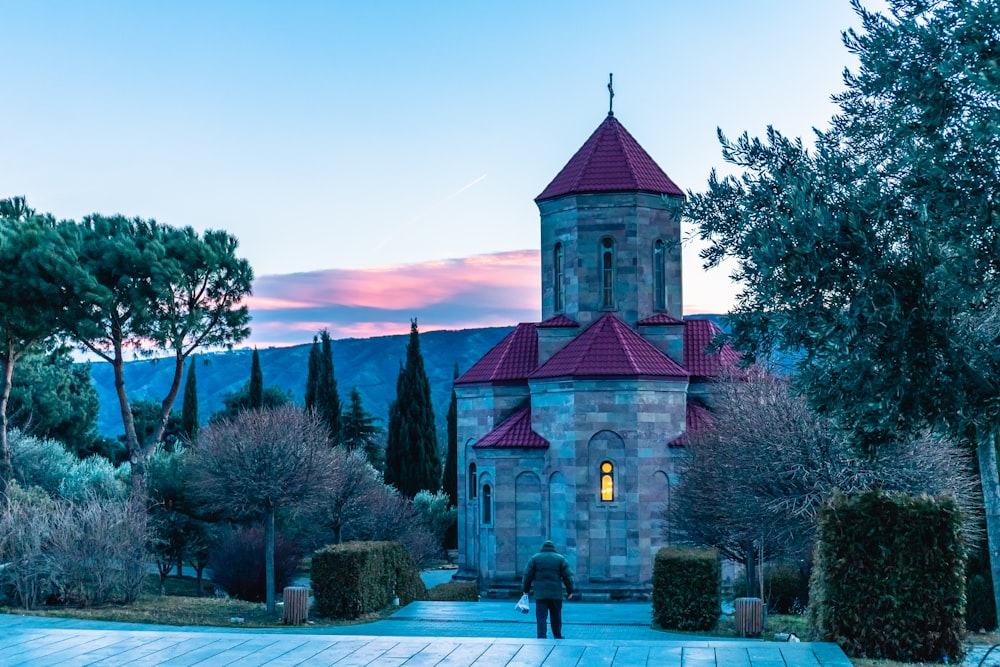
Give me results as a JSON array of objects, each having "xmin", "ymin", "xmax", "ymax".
[
  {"xmin": 246, "ymin": 250, "xmax": 541, "ymax": 345},
  {"xmin": 253, "ymin": 250, "xmax": 541, "ymax": 313}
]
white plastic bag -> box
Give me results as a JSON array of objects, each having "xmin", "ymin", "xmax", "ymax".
[{"xmin": 515, "ymin": 593, "xmax": 530, "ymax": 614}]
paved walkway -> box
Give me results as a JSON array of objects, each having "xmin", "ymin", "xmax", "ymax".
[{"xmin": 0, "ymin": 601, "xmax": 853, "ymax": 666}]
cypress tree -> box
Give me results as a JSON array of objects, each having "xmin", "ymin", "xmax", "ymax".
[
  {"xmin": 181, "ymin": 356, "xmax": 198, "ymax": 440},
  {"xmin": 443, "ymin": 363, "xmax": 459, "ymax": 506},
  {"xmin": 443, "ymin": 363, "xmax": 459, "ymax": 549},
  {"xmin": 304, "ymin": 335, "xmax": 319, "ymax": 413},
  {"xmin": 316, "ymin": 329, "xmax": 341, "ymax": 443},
  {"xmin": 384, "ymin": 319, "xmax": 440, "ymax": 497},
  {"xmin": 249, "ymin": 348, "xmax": 263, "ymax": 410}
]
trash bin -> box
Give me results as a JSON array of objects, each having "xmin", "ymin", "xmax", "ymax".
[{"xmin": 734, "ymin": 597, "xmax": 763, "ymax": 637}]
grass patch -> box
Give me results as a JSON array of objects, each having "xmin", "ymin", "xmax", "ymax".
[
  {"xmin": 653, "ymin": 613, "xmax": 808, "ymax": 641},
  {"xmin": 0, "ymin": 575, "xmax": 395, "ymax": 629}
]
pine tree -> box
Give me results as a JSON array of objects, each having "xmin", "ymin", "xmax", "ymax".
[
  {"xmin": 384, "ymin": 319, "xmax": 440, "ymax": 497},
  {"xmin": 316, "ymin": 329, "xmax": 341, "ymax": 443},
  {"xmin": 304, "ymin": 335, "xmax": 319, "ymax": 412},
  {"xmin": 249, "ymin": 348, "xmax": 263, "ymax": 410},
  {"xmin": 341, "ymin": 386, "xmax": 384, "ymax": 470},
  {"xmin": 181, "ymin": 356, "xmax": 198, "ymax": 440}
]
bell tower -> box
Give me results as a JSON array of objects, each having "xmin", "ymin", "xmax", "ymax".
[{"xmin": 534, "ymin": 109, "xmax": 685, "ymax": 330}]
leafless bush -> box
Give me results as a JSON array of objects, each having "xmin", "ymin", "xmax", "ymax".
[
  {"xmin": 0, "ymin": 487, "xmax": 147, "ymax": 608},
  {"xmin": 0, "ymin": 483, "xmax": 56, "ymax": 608},
  {"xmin": 46, "ymin": 496, "xmax": 148, "ymax": 606},
  {"xmin": 345, "ymin": 482, "xmax": 441, "ymax": 567},
  {"xmin": 669, "ymin": 369, "xmax": 982, "ymax": 573}
]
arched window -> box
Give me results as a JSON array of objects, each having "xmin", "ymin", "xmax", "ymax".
[
  {"xmin": 554, "ymin": 243, "xmax": 564, "ymax": 312},
  {"xmin": 482, "ymin": 484, "xmax": 492, "ymax": 524},
  {"xmin": 469, "ymin": 463, "xmax": 477, "ymax": 499},
  {"xmin": 653, "ymin": 240, "xmax": 666, "ymax": 311},
  {"xmin": 601, "ymin": 237, "xmax": 614, "ymax": 308},
  {"xmin": 600, "ymin": 461, "xmax": 614, "ymax": 502}
]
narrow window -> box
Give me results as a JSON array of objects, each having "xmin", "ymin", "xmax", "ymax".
[
  {"xmin": 653, "ymin": 240, "xmax": 666, "ymax": 311},
  {"xmin": 469, "ymin": 463, "xmax": 477, "ymax": 499},
  {"xmin": 482, "ymin": 484, "xmax": 492, "ymax": 523},
  {"xmin": 601, "ymin": 237, "xmax": 614, "ymax": 308},
  {"xmin": 600, "ymin": 461, "xmax": 614, "ymax": 502},
  {"xmin": 554, "ymin": 243, "xmax": 564, "ymax": 312}
]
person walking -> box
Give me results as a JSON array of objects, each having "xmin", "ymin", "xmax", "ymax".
[{"xmin": 522, "ymin": 540, "xmax": 575, "ymax": 639}]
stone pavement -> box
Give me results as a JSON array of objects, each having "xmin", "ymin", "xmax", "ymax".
[{"xmin": 0, "ymin": 601, "xmax": 854, "ymax": 666}]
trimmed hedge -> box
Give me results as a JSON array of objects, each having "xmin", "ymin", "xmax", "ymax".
[
  {"xmin": 652, "ymin": 546, "xmax": 720, "ymax": 631},
  {"xmin": 809, "ymin": 490, "xmax": 965, "ymax": 663},
  {"xmin": 427, "ymin": 581, "xmax": 479, "ymax": 601},
  {"xmin": 311, "ymin": 541, "xmax": 426, "ymax": 619}
]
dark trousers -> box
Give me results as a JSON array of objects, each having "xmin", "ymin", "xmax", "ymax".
[{"xmin": 534, "ymin": 598, "xmax": 564, "ymax": 638}]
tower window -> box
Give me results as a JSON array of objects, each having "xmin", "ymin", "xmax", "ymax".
[
  {"xmin": 600, "ymin": 461, "xmax": 614, "ymax": 502},
  {"xmin": 653, "ymin": 240, "xmax": 666, "ymax": 311},
  {"xmin": 469, "ymin": 463, "xmax": 477, "ymax": 499},
  {"xmin": 554, "ymin": 243, "xmax": 564, "ymax": 312},
  {"xmin": 482, "ymin": 484, "xmax": 492, "ymax": 524},
  {"xmin": 601, "ymin": 238, "xmax": 614, "ymax": 308}
]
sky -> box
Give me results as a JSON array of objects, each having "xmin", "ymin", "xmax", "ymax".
[{"xmin": 1, "ymin": 1, "xmax": 886, "ymax": 347}]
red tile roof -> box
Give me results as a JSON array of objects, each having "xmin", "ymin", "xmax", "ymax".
[
  {"xmin": 536, "ymin": 115, "xmax": 684, "ymax": 201},
  {"xmin": 684, "ymin": 319, "xmax": 743, "ymax": 378},
  {"xmin": 530, "ymin": 313, "xmax": 688, "ymax": 379},
  {"xmin": 638, "ymin": 313, "xmax": 684, "ymax": 326},
  {"xmin": 669, "ymin": 400, "xmax": 714, "ymax": 447},
  {"xmin": 538, "ymin": 314, "xmax": 579, "ymax": 328},
  {"xmin": 455, "ymin": 323, "xmax": 538, "ymax": 384},
  {"xmin": 472, "ymin": 403, "xmax": 549, "ymax": 449}
]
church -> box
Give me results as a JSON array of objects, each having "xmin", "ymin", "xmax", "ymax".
[{"xmin": 453, "ymin": 105, "xmax": 739, "ymax": 599}]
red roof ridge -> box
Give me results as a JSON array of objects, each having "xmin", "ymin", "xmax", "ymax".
[
  {"xmin": 472, "ymin": 403, "xmax": 549, "ymax": 449},
  {"xmin": 531, "ymin": 312, "xmax": 687, "ymax": 379},
  {"xmin": 536, "ymin": 115, "xmax": 684, "ymax": 201},
  {"xmin": 456, "ymin": 323, "xmax": 538, "ymax": 384},
  {"xmin": 683, "ymin": 318, "xmax": 742, "ymax": 378},
  {"xmin": 638, "ymin": 313, "xmax": 684, "ymax": 326},
  {"xmin": 538, "ymin": 314, "xmax": 579, "ymax": 328}
]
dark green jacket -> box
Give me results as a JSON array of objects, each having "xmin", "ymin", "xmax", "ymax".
[{"xmin": 522, "ymin": 541, "xmax": 574, "ymax": 600}]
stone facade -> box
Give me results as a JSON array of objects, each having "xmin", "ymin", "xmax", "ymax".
[{"xmin": 455, "ymin": 113, "xmax": 723, "ymax": 599}]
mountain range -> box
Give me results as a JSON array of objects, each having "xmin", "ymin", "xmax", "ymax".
[
  {"xmin": 89, "ymin": 316, "xmax": 730, "ymax": 442},
  {"xmin": 89, "ymin": 327, "xmax": 515, "ymax": 441}
]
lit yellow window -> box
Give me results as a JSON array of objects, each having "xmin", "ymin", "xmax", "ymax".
[{"xmin": 600, "ymin": 461, "xmax": 614, "ymax": 501}]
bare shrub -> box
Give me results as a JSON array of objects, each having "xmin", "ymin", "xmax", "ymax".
[
  {"xmin": 347, "ymin": 483, "xmax": 441, "ymax": 567},
  {"xmin": 669, "ymin": 369, "xmax": 981, "ymax": 594},
  {"xmin": 191, "ymin": 406, "xmax": 335, "ymax": 613},
  {"xmin": 46, "ymin": 496, "xmax": 148, "ymax": 606},
  {"xmin": 0, "ymin": 483, "xmax": 57, "ymax": 608},
  {"xmin": 0, "ymin": 488, "xmax": 146, "ymax": 608}
]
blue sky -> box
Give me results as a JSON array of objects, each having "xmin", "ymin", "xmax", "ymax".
[{"xmin": 1, "ymin": 1, "xmax": 884, "ymax": 346}]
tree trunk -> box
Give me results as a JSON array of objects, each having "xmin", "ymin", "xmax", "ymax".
[
  {"xmin": 744, "ymin": 543, "xmax": 757, "ymax": 598},
  {"xmin": 0, "ymin": 344, "xmax": 16, "ymax": 506},
  {"xmin": 977, "ymin": 428, "xmax": 1000, "ymax": 622},
  {"xmin": 265, "ymin": 506, "xmax": 276, "ymax": 614}
]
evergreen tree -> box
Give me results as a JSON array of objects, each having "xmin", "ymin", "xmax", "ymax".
[
  {"xmin": 181, "ymin": 356, "xmax": 198, "ymax": 441},
  {"xmin": 341, "ymin": 386, "xmax": 384, "ymax": 470},
  {"xmin": 443, "ymin": 363, "xmax": 460, "ymax": 549},
  {"xmin": 443, "ymin": 363, "xmax": 459, "ymax": 507},
  {"xmin": 249, "ymin": 348, "xmax": 263, "ymax": 410},
  {"xmin": 685, "ymin": 0, "xmax": 1000, "ymax": 617},
  {"xmin": 304, "ymin": 335, "xmax": 320, "ymax": 413},
  {"xmin": 316, "ymin": 329, "xmax": 341, "ymax": 443},
  {"xmin": 384, "ymin": 319, "xmax": 440, "ymax": 497}
]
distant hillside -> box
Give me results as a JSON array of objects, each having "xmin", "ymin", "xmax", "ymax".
[{"xmin": 89, "ymin": 327, "xmax": 515, "ymax": 440}]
